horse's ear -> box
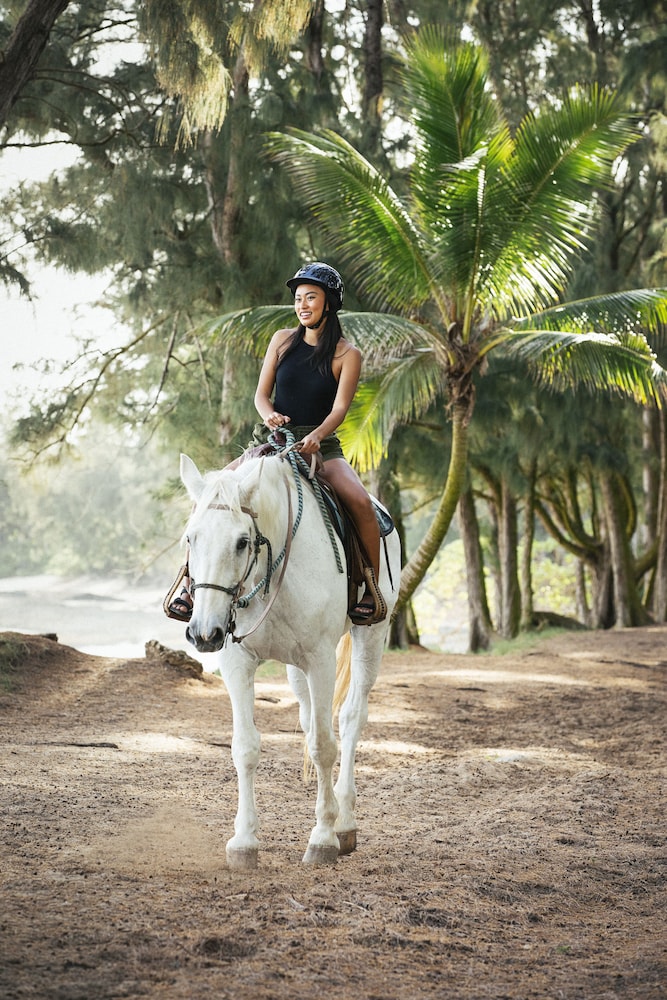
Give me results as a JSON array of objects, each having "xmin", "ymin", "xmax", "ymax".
[{"xmin": 180, "ymin": 453, "xmax": 205, "ymax": 502}]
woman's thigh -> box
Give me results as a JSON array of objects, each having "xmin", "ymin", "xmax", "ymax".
[{"xmin": 320, "ymin": 458, "xmax": 368, "ymax": 507}]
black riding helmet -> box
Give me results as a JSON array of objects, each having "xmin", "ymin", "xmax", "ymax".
[{"xmin": 285, "ymin": 262, "xmax": 344, "ymax": 312}]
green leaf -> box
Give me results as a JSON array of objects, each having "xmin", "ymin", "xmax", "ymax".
[
  {"xmin": 498, "ymin": 329, "xmax": 667, "ymax": 406},
  {"xmin": 205, "ymin": 305, "xmax": 296, "ymax": 357},
  {"xmin": 340, "ymin": 352, "xmax": 445, "ymax": 470},
  {"xmin": 513, "ymin": 289, "xmax": 667, "ymax": 339},
  {"xmin": 264, "ymin": 128, "xmax": 436, "ymax": 314}
]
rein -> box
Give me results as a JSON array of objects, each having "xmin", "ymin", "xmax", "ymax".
[{"xmin": 230, "ymin": 484, "xmax": 294, "ymax": 643}]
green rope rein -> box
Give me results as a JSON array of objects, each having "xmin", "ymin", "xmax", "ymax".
[
  {"xmin": 235, "ymin": 429, "xmax": 343, "ymax": 609},
  {"xmin": 280, "ymin": 432, "xmax": 345, "ymax": 575}
]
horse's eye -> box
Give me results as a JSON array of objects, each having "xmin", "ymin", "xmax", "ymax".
[{"xmin": 236, "ymin": 536, "xmax": 249, "ymax": 553}]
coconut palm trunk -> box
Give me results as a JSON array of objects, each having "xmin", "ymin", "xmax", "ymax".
[{"xmin": 396, "ymin": 402, "xmax": 470, "ymax": 610}]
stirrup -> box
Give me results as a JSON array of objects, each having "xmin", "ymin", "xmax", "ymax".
[
  {"xmin": 163, "ymin": 564, "xmax": 192, "ymax": 622},
  {"xmin": 349, "ymin": 567, "xmax": 387, "ymax": 627}
]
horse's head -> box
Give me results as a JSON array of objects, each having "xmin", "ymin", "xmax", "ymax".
[{"xmin": 180, "ymin": 454, "xmax": 265, "ymax": 653}]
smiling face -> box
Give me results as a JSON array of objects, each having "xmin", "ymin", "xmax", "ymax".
[{"xmin": 293, "ymin": 283, "xmax": 327, "ymax": 329}]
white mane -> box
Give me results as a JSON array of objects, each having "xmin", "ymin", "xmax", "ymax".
[{"xmin": 183, "ymin": 455, "xmax": 288, "ymax": 542}]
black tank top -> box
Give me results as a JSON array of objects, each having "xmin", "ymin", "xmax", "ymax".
[{"xmin": 273, "ymin": 337, "xmax": 338, "ymax": 426}]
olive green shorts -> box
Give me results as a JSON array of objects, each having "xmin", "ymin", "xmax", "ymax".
[{"xmin": 250, "ymin": 423, "xmax": 345, "ymax": 462}]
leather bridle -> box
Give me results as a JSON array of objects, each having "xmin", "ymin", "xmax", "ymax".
[
  {"xmin": 190, "ymin": 503, "xmax": 265, "ymax": 601},
  {"xmin": 189, "ymin": 484, "xmax": 294, "ymax": 644}
]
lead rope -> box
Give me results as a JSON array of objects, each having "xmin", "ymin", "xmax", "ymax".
[
  {"xmin": 235, "ymin": 429, "xmax": 344, "ymax": 612},
  {"xmin": 235, "ymin": 435, "xmax": 305, "ymax": 609},
  {"xmin": 275, "ymin": 431, "xmax": 344, "ymax": 575},
  {"xmin": 230, "ymin": 480, "xmax": 295, "ymax": 643}
]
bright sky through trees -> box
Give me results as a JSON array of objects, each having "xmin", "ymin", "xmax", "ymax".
[{"xmin": 1, "ymin": 146, "xmax": 122, "ymax": 407}]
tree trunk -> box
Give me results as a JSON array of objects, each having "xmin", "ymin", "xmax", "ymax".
[
  {"xmin": 498, "ymin": 478, "xmax": 521, "ymax": 639},
  {"xmin": 590, "ymin": 546, "xmax": 615, "ymax": 629},
  {"xmin": 651, "ymin": 409, "xmax": 667, "ymax": 620},
  {"xmin": 599, "ymin": 470, "xmax": 647, "ymax": 627},
  {"xmin": 220, "ymin": 53, "xmax": 250, "ymax": 267},
  {"xmin": 575, "ymin": 559, "xmax": 591, "ymax": 627},
  {"xmin": 0, "ymin": 0, "xmax": 70, "ymax": 126},
  {"xmin": 396, "ymin": 402, "xmax": 469, "ymax": 612},
  {"xmin": 200, "ymin": 47, "xmax": 251, "ymax": 269},
  {"xmin": 641, "ymin": 408, "xmax": 659, "ymax": 547},
  {"xmin": 457, "ymin": 486, "xmax": 492, "ymax": 652},
  {"xmin": 304, "ymin": 0, "xmax": 325, "ymax": 82},
  {"xmin": 369, "ymin": 463, "xmax": 419, "ymax": 648},
  {"xmin": 520, "ymin": 460, "xmax": 536, "ymax": 630},
  {"xmin": 200, "ymin": 55, "xmax": 250, "ymax": 454},
  {"xmin": 486, "ymin": 497, "xmax": 501, "ymax": 633},
  {"xmin": 361, "ymin": 0, "xmax": 384, "ymax": 153},
  {"xmin": 202, "ymin": 131, "xmax": 225, "ymax": 259},
  {"xmin": 388, "ymin": 603, "xmax": 419, "ymax": 649}
]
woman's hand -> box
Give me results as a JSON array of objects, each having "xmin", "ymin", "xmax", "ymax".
[
  {"xmin": 264, "ymin": 411, "xmax": 289, "ymax": 431},
  {"xmin": 297, "ymin": 431, "xmax": 321, "ymax": 455}
]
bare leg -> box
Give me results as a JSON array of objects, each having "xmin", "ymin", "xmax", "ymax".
[
  {"xmin": 319, "ymin": 458, "xmax": 383, "ymax": 620},
  {"xmin": 320, "ymin": 459, "xmax": 380, "ymax": 572}
]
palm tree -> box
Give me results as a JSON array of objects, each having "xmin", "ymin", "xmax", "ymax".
[{"xmin": 211, "ymin": 29, "xmax": 667, "ymax": 614}]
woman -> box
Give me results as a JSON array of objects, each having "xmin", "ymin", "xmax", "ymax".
[
  {"xmin": 256, "ymin": 261, "xmax": 385, "ymax": 625},
  {"xmin": 166, "ymin": 261, "xmax": 385, "ymax": 626}
]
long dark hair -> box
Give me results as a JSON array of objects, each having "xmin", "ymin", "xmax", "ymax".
[{"xmin": 277, "ymin": 294, "xmax": 343, "ymax": 375}]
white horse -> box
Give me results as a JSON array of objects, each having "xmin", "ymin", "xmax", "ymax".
[{"xmin": 179, "ymin": 447, "xmax": 401, "ymax": 868}]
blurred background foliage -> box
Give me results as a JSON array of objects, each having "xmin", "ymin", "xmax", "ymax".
[{"xmin": 1, "ymin": 0, "xmax": 665, "ymax": 647}]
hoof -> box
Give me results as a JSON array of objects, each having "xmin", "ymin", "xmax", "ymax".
[
  {"xmin": 337, "ymin": 829, "xmax": 357, "ymax": 856},
  {"xmin": 302, "ymin": 843, "xmax": 339, "ymax": 866},
  {"xmin": 226, "ymin": 846, "xmax": 259, "ymax": 870}
]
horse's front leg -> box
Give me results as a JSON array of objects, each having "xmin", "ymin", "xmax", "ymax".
[
  {"xmin": 218, "ymin": 648, "xmax": 261, "ymax": 869},
  {"xmin": 302, "ymin": 659, "xmax": 340, "ymax": 865}
]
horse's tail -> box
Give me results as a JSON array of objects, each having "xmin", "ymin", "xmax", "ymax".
[
  {"xmin": 333, "ymin": 630, "xmax": 353, "ymax": 717},
  {"xmin": 303, "ymin": 629, "xmax": 352, "ymax": 782}
]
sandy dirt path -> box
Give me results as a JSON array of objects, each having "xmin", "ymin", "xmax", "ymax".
[{"xmin": 0, "ymin": 626, "xmax": 665, "ymax": 999}]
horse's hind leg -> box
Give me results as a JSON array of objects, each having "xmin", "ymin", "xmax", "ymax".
[
  {"xmin": 286, "ymin": 663, "xmax": 311, "ymax": 736},
  {"xmin": 334, "ymin": 626, "xmax": 386, "ymax": 855}
]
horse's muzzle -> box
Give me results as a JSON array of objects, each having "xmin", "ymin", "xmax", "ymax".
[{"xmin": 185, "ymin": 624, "xmax": 227, "ymax": 652}]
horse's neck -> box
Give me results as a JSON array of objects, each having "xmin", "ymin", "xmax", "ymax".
[
  {"xmin": 254, "ymin": 457, "xmax": 323, "ymax": 542},
  {"xmin": 241, "ymin": 457, "xmax": 293, "ymax": 532}
]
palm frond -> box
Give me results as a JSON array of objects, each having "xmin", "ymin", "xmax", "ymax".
[
  {"xmin": 513, "ymin": 289, "xmax": 667, "ymax": 340},
  {"xmin": 484, "ymin": 86, "xmax": 638, "ymax": 315},
  {"xmin": 339, "ymin": 352, "xmax": 445, "ymax": 469},
  {"xmin": 498, "ymin": 329, "xmax": 667, "ymax": 407},
  {"xmin": 204, "ymin": 306, "xmax": 439, "ymax": 369},
  {"xmin": 402, "ymin": 28, "xmax": 503, "ymax": 181},
  {"xmin": 264, "ymin": 128, "xmax": 435, "ymax": 313},
  {"xmin": 205, "ymin": 305, "xmax": 296, "ymax": 356},
  {"xmin": 398, "ymin": 30, "xmax": 516, "ymax": 313},
  {"xmin": 338, "ymin": 312, "xmax": 439, "ymax": 371},
  {"xmin": 422, "ymin": 130, "xmax": 516, "ymax": 317}
]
